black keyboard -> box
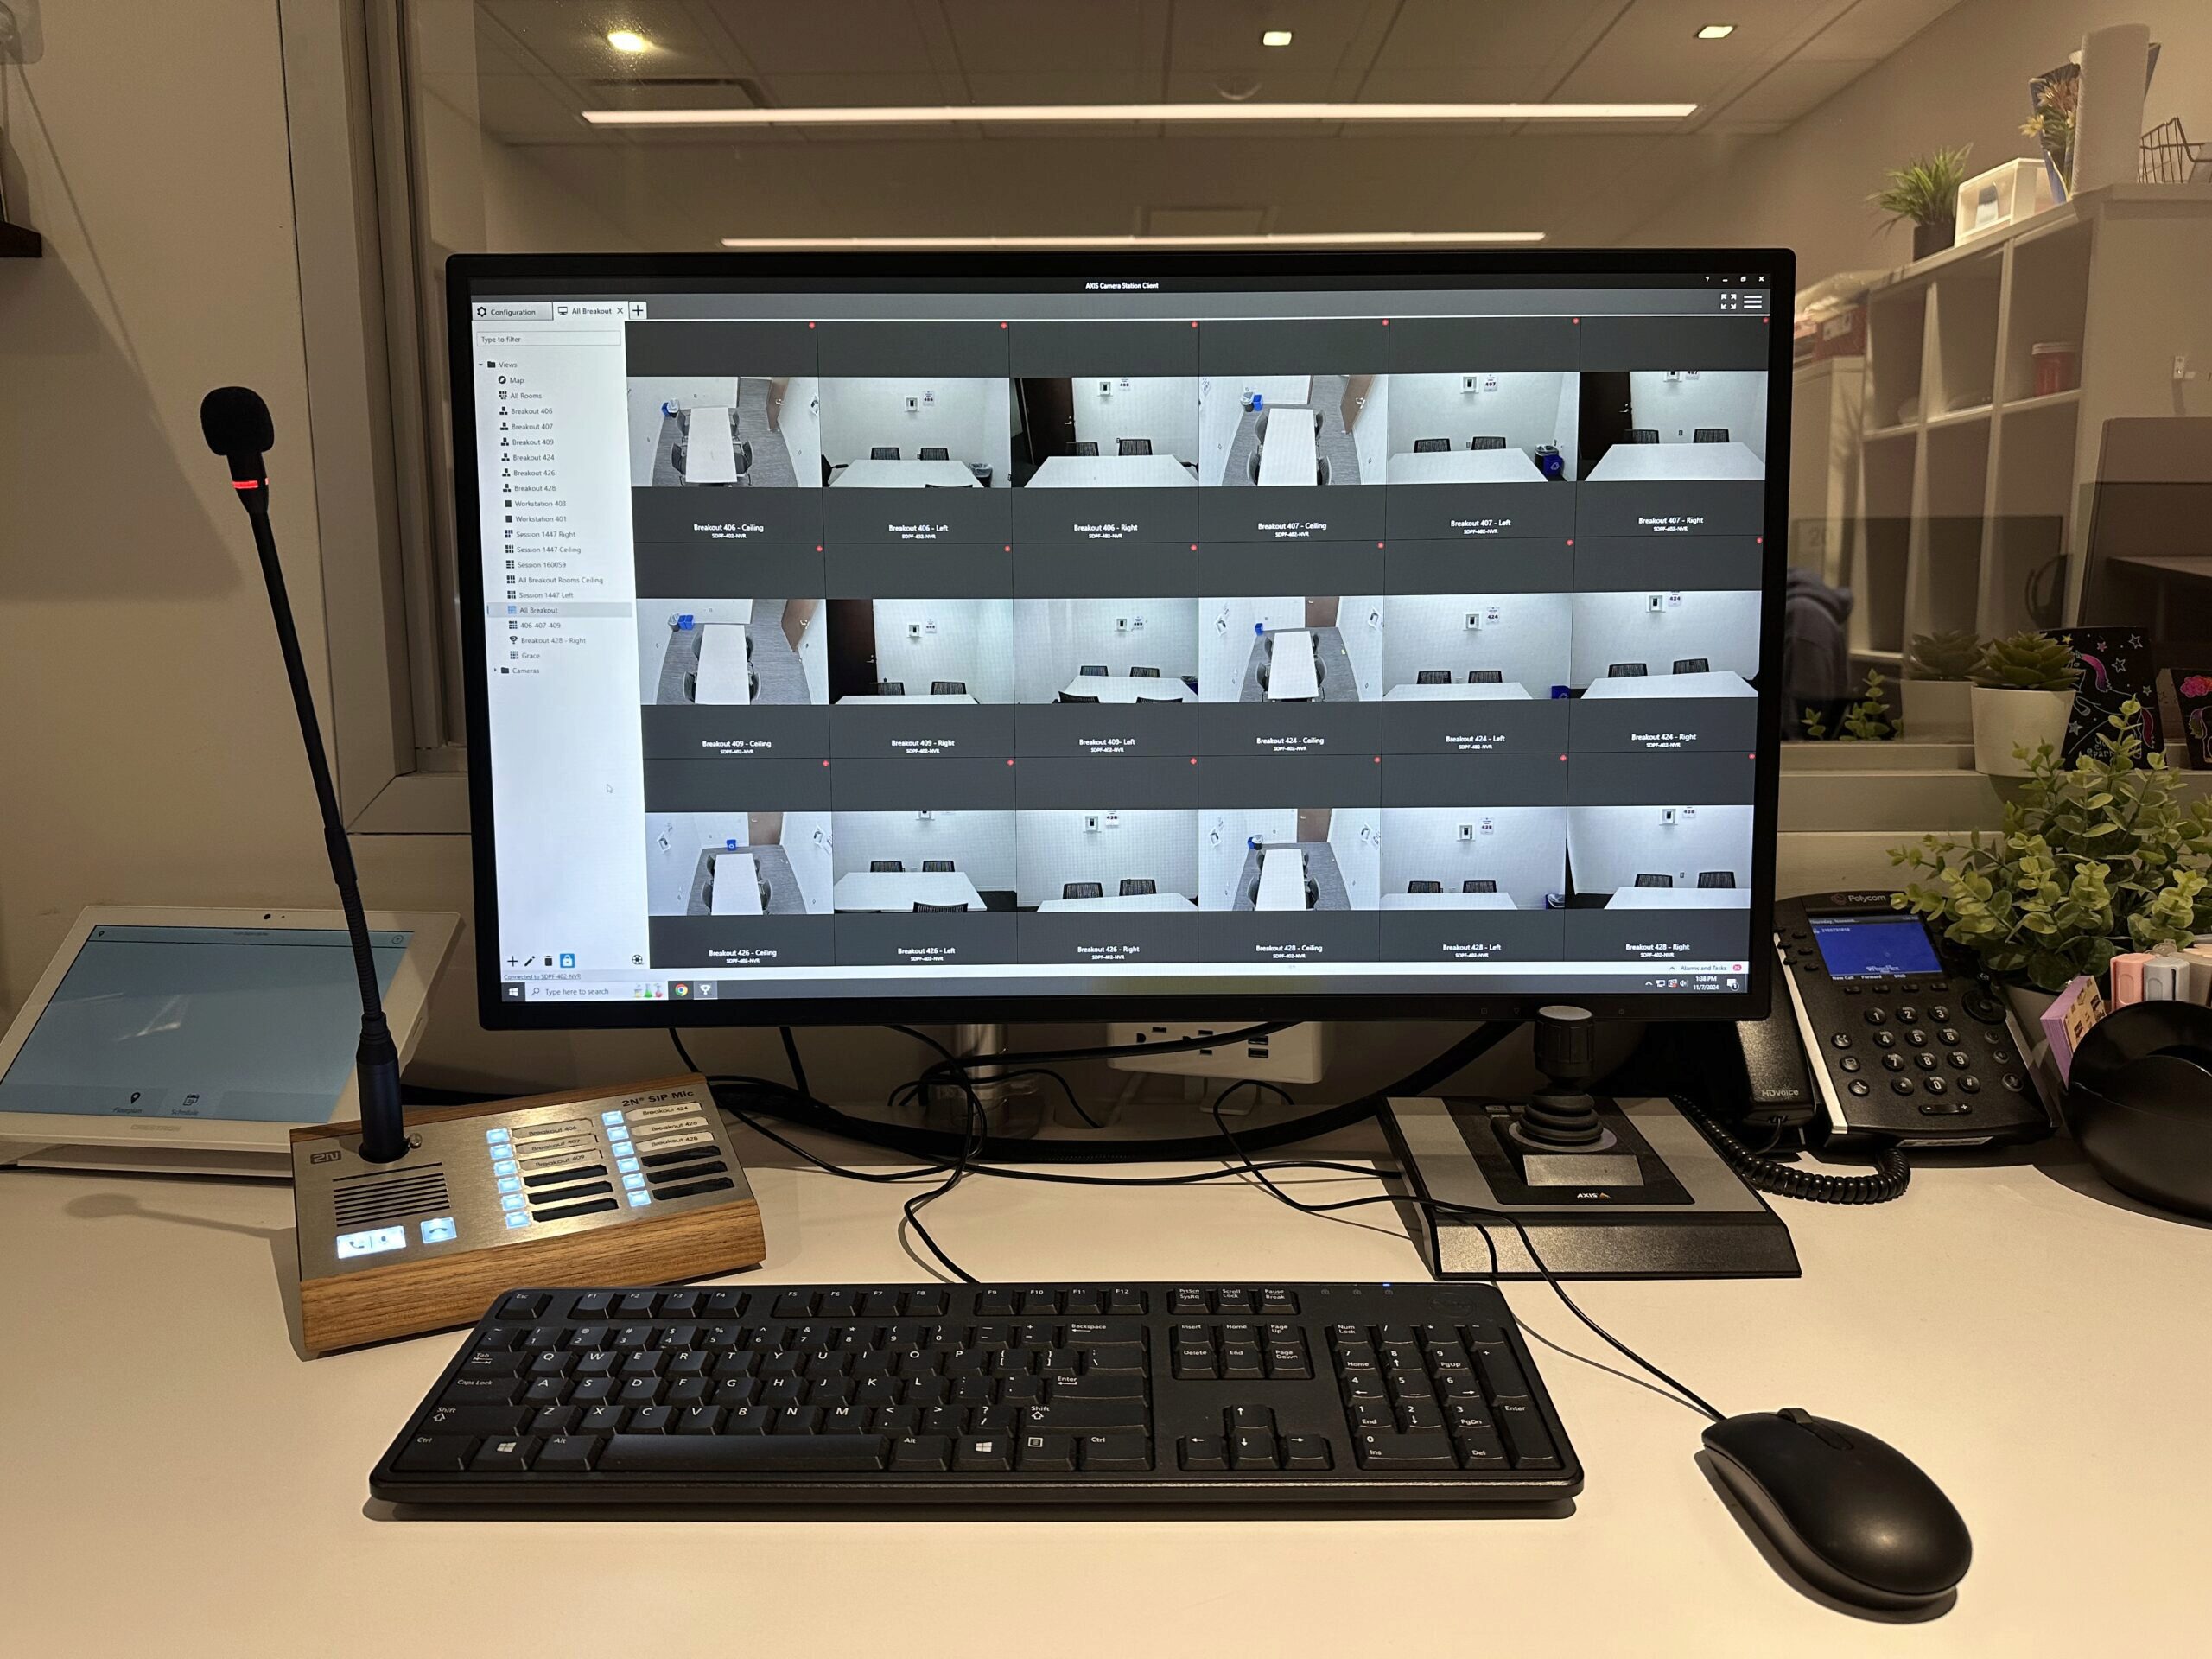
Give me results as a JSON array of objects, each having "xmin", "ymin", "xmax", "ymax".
[{"xmin": 372, "ymin": 1281, "xmax": 1580, "ymax": 1510}]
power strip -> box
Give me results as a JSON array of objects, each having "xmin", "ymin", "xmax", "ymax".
[{"xmin": 1104, "ymin": 1022, "xmax": 1332, "ymax": 1084}]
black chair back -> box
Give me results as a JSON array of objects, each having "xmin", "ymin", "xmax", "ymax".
[
  {"xmin": 1119, "ymin": 879, "xmax": 1156, "ymax": 896},
  {"xmin": 1129, "ymin": 665, "xmax": 1160, "ymax": 678},
  {"xmin": 870, "ymin": 446, "xmax": 900, "ymax": 460},
  {"xmin": 923, "ymin": 860, "xmax": 955, "ymax": 872},
  {"xmin": 1412, "ymin": 437, "xmax": 1450, "ymax": 453},
  {"xmin": 1470, "ymin": 435, "xmax": 1506, "ymax": 450},
  {"xmin": 1408, "ymin": 880, "xmax": 1443, "ymax": 893},
  {"xmin": 930, "ymin": 680, "xmax": 966, "ymax": 696},
  {"xmin": 1694, "ymin": 428, "xmax": 1729, "ymax": 443},
  {"xmin": 918, "ymin": 446, "xmax": 950, "ymax": 461},
  {"xmin": 1464, "ymin": 879, "xmax": 1497, "ymax": 893},
  {"xmin": 1467, "ymin": 669, "xmax": 1503, "ymax": 683},
  {"xmin": 1672, "ymin": 658, "xmax": 1709, "ymax": 674},
  {"xmin": 1415, "ymin": 669, "xmax": 1452, "ymax": 684},
  {"xmin": 1633, "ymin": 873, "xmax": 1673, "ymax": 887},
  {"xmin": 1697, "ymin": 870, "xmax": 1737, "ymax": 888},
  {"xmin": 871, "ymin": 860, "xmax": 904, "ymax": 873},
  {"xmin": 1071, "ymin": 441, "xmax": 1098, "ymax": 456},
  {"xmin": 1628, "ymin": 428, "xmax": 1659, "ymax": 444},
  {"xmin": 1063, "ymin": 882, "xmax": 1103, "ymax": 900},
  {"xmin": 1118, "ymin": 438, "xmax": 1152, "ymax": 455},
  {"xmin": 873, "ymin": 680, "xmax": 906, "ymax": 696},
  {"xmin": 1606, "ymin": 663, "xmax": 1648, "ymax": 677}
]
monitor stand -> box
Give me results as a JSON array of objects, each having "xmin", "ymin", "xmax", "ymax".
[{"xmin": 1378, "ymin": 1007, "xmax": 1800, "ymax": 1280}]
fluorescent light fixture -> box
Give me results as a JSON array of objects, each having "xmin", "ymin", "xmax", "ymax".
[
  {"xmin": 1262, "ymin": 29, "xmax": 1294, "ymax": 48},
  {"xmin": 586, "ymin": 99, "xmax": 1695, "ymax": 129},
  {"xmin": 606, "ymin": 29, "xmax": 652, "ymax": 54},
  {"xmin": 1695, "ymin": 23, "xmax": 1736, "ymax": 39},
  {"xmin": 717, "ymin": 232, "xmax": 1546, "ymax": 249}
]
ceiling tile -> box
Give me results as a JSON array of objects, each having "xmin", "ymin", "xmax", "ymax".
[
  {"xmin": 1796, "ymin": 0, "xmax": 1965, "ymax": 61},
  {"xmin": 1716, "ymin": 55, "xmax": 1879, "ymax": 125},
  {"xmin": 696, "ymin": 0, "xmax": 940, "ymax": 73}
]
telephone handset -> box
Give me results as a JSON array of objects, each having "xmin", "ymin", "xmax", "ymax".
[{"xmin": 1765, "ymin": 893, "xmax": 2050, "ymax": 1149}]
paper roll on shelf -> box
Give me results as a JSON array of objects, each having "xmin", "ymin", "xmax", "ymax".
[{"xmin": 2071, "ymin": 24, "xmax": 2152, "ymax": 196}]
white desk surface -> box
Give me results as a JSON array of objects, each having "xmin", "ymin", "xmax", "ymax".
[
  {"xmin": 708, "ymin": 850, "xmax": 761, "ymax": 916},
  {"xmin": 1380, "ymin": 890, "xmax": 1517, "ymax": 910},
  {"xmin": 1605, "ymin": 886, "xmax": 1751, "ymax": 909},
  {"xmin": 681, "ymin": 406, "xmax": 738, "ymax": 483},
  {"xmin": 692, "ymin": 624, "xmax": 752, "ymax": 705},
  {"xmin": 673, "ymin": 597, "xmax": 753, "ymax": 626},
  {"xmin": 1585, "ymin": 442, "xmax": 1764, "ymax": 483},
  {"xmin": 1257, "ymin": 408, "xmax": 1319, "ymax": 486},
  {"xmin": 832, "ymin": 458, "xmax": 981, "ymax": 488},
  {"xmin": 6, "ymin": 1137, "xmax": 2206, "ymax": 1655},
  {"xmin": 830, "ymin": 870, "xmax": 984, "ymax": 912},
  {"xmin": 1033, "ymin": 892, "xmax": 1197, "ymax": 912},
  {"xmin": 1027, "ymin": 454, "xmax": 1195, "ymax": 488},
  {"xmin": 1059, "ymin": 676, "xmax": 1196, "ymax": 703},
  {"xmin": 1581, "ymin": 670, "xmax": 1755, "ymax": 701},
  {"xmin": 1386, "ymin": 448, "xmax": 1546, "ymax": 485},
  {"xmin": 834, "ymin": 694, "xmax": 979, "ymax": 705},
  {"xmin": 1255, "ymin": 847, "xmax": 1307, "ymax": 911},
  {"xmin": 1264, "ymin": 631, "xmax": 1320, "ymax": 702},
  {"xmin": 1382, "ymin": 682, "xmax": 1535, "ymax": 702}
]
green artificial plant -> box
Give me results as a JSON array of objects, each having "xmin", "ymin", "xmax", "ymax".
[
  {"xmin": 1840, "ymin": 671, "xmax": 1894, "ymax": 741},
  {"xmin": 1906, "ymin": 628, "xmax": 1982, "ymax": 683},
  {"xmin": 1891, "ymin": 702, "xmax": 2212, "ymax": 990},
  {"xmin": 1972, "ymin": 630, "xmax": 2079, "ymax": 691},
  {"xmin": 1870, "ymin": 144, "xmax": 1974, "ymax": 228}
]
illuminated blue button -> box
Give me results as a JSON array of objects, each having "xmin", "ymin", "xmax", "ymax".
[
  {"xmin": 616, "ymin": 1157, "xmax": 639, "ymax": 1174},
  {"xmin": 608, "ymin": 1123, "xmax": 631, "ymax": 1140},
  {"xmin": 500, "ymin": 1192, "xmax": 526, "ymax": 1211},
  {"xmin": 505, "ymin": 1212, "xmax": 531, "ymax": 1229},
  {"xmin": 335, "ymin": 1225, "xmax": 406, "ymax": 1260},
  {"xmin": 601, "ymin": 1109, "xmax": 625, "ymax": 1124},
  {"xmin": 418, "ymin": 1216, "xmax": 457, "ymax": 1245},
  {"xmin": 623, "ymin": 1173, "xmax": 646, "ymax": 1190},
  {"xmin": 486, "ymin": 1128, "xmax": 509, "ymax": 1142},
  {"xmin": 492, "ymin": 1160, "xmax": 517, "ymax": 1176},
  {"xmin": 627, "ymin": 1192, "xmax": 652, "ymax": 1207},
  {"xmin": 496, "ymin": 1175, "xmax": 521, "ymax": 1194}
]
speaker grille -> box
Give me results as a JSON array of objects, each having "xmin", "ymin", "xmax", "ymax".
[{"xmin": 333, "ymin": 1164, "xmax": 451, "ymax": 1227}]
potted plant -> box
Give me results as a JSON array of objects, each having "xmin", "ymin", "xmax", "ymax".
[
  {"xmin": 1891, "ymin": 703, "xmax": 2212, "ymax": 1039},
  {"xmin": 1902, "ymin": 629, "xmax": 1980, "ymax": 741},
  {"xmin": 1871, "ymin": 144, "xmax": 1974, "ymax": 260},
  {"xmin": 1801, "ymin": 671, "xmax": 1894, "ymax": 741},
  {"xmin": 1971, "ymin": 630, "xmax": 2078, "ymax": 776}
]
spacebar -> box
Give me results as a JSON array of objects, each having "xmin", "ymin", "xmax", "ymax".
[{"xmin": 597, "ymin": 1435, "xmax": 888, "ymax": 1473}]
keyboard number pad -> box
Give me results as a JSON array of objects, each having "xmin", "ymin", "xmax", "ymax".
[{"xmin": 1328, "ymin": 1324, "xmax": 1559, "ymax": 1472}]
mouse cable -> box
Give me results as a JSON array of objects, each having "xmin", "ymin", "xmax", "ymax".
[{"xmin": 1205, "ymin": 1094, "xmax": 1726, "ymax": 1425}]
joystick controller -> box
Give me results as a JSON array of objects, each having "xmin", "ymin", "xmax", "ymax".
[{"xmin": 1510, "ymin": 1005, "xmax": 1613, "ymax": 1151}]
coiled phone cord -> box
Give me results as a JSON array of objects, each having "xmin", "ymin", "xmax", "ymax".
[{"xmin": 1672, "ymin": 1095, "xmax": 1911, "ymax": 1205}]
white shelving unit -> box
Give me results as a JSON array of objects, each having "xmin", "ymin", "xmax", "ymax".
[
  {"xmin": 1788, "ymin": 355, "xmax": 1865, "ymax": 594},
  {"xmin": 1845, "ymin": 183, "xmax": 2212, "ymax": 654}
]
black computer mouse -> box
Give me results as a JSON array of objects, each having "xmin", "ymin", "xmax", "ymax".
[{"xmin": 1701, "ymin": 1408, "xmax": 1971, "ymax": 1612}]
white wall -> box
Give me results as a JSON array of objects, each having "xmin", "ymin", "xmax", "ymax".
[
  {"xmin": 1327, "ymin": 810, "xmax": 1383, "ymax": 910},
  {"xmin": 780, "ymin": 377, "xmax": 823, "ymax": 486},
  {"xmin": 1198, "ymin": 810, "xmax": 1296, "ymax": 909},
  {"xmin": 643, "ymin": 812, "xmax": 752, "ymax": 915},
  {"xmin": 1387, "ymin": 372, "xmax": 1578, "ymax": 467},
  {"xmin": 1349, "ymin": 375, "xmax": 1390, "ymax": 485},
  {"xmin": 1383, "ymin": 594, "xmax": 1573, "ymax": 693},
  {"xmin": 868, "ymin": 601, "xmax": 1015, "ymax": 701},
  {"xmin": 1569, "ymin": 591, "xmax": 1764, "ymax": 685},
  {"xmin": 791, "ymin": 601, "xmax": 829, "ymax": 704},
  {"xmin": 1013, "ymin": 599, "xmax": 1198, "ymax": 699},
  {"xmin": 1628, "ymin": 372, "xmax": 1767, "ymax": 461},
  {"xmin": 1198, "ymin": 375, "xmax": 1309, "ymax": 485},
  {"xmin": 832, "ymin": 812, "xmax": 1017, "ymax": 889},
  {"xmin": 782, "ymin": 810, "xmax": 834, "ymax": 913},
  {"xmin": 1068, "ymin": 377, "xmax": 1199, "ymax": 463},
  {"xmin": 1381, "ymin": 808, "xmax": 1567, "ymax": 910},
  {"xmin": 819, "ymin": 377, "xmax": 1011, "ymax": 480},
  {"xmin": 1336, "ymin": 594, "xmax": 1387, "ymax": 702},
  {"xmin": 1567, "ymin": 805, "xmax": 1756, "ymax": 896},
  {"xmin": 1014, "ymin": 811, "xmax": 1198, "ymax": 907},
  {"xmin": 1199, "ymin": 597, "xmax": 1305, "ymax": 699},
  {"xmin": 633, "ymin": 599, "xmax": 760, "ymax": 701}
]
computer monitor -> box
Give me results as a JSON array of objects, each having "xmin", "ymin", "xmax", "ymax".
[{"xmin": 452, "ymin": 251, "xmax": 1789, "ymax": 1028}]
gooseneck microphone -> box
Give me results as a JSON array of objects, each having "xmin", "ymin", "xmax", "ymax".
[{"xmin": 200, "ymin": 386, "xmax": 408, "ymax": 1164}]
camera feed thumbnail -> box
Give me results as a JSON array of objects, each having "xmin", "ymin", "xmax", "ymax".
[
  {"xmin": 1382, "ymin": 371, "xmax": 1578, "ymax": 484},
  {"xmin": 645, "ymin": 810, "xmax": 833, "ymax": 917},
  {"xmin": 1199, "ymin": 808, "xmax": 1382, "ymax": 911},
  {"xmin": 637, "ymin": 598, "xmax": 827, "ymax": 706},
  {"xmin": 823, "ymin": 598, "xmax": 1014, "ymax": 703},
  {"xmin": 819, "ymin": 378, "xmax": 1013, "ymax": 488},
  {"xmin": 1576, "ymin": 370, "xmax": 1768, "ymax": 481},
  {"xmin": 1014, "ymin": 598, "xmax": 1199, "ymax": 703},
  {"xmin": 626, "ymin": 375, "xmax": 820, "ymax": 488},
  {"xmin": 1198, "ymin": 375, "xmax": 1384, "ymax": 486},
  {"xmin": 1565, "ymin": 804, "xmax": 1754, "ymax": 908},
  {"xmin": 1013, "ymin": 376, "xmax": 1200, "ymax": 486}
]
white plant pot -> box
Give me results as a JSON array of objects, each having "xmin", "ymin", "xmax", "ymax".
[
  {"xmin": 1902, "ymin": 678, "xmax": 1974, "ymax": 742},
  {"xmin": 1972, "ymin": 686, "xmax": 2076, "ymax": 775}
]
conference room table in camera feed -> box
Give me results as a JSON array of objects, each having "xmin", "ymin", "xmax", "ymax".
[
  {"xmin": 833, "ymin": 694, "xmax": 979, "ymax": 705},
  {"xmin": 1256, "ymin": 409, "xmax": 1320, "ymax": 486},
  {"xmin": 831, "ymin": 458, "xmax": 981, "ymax": 487},
  {"xmin": 830, "ymin": 871, "xmax": 986, "ymax": 913},
  {"xmin": 1378, "ymin": 891, "xmax": 1519, "ymax": 910},
  {"xmin": 692, "ymin": 624, "xmax": 753, "ymax": 705},
  {"xmin": 1255, "ymin": 849, "xmax": 1310, "ymax": 912},
  {"xmin": 1580, "ymin": 671, "xmax": 1755, "ymax": 700},
  {"xmin": 1383, "ymin": 448, "xmax": 1548, "ymax": 485},
  {"xmin": 1605, "ymin": 886, "xmax": 1751, "ymax": 909},
  {"xmin": 1380, "ymin": 682, "xmax": 1536, "ymax": 701},
  {"xmin": 709, "ymin": 851, "xmax": 762, "ymax": 917},
  {"xmin": 1026, "ymin": 454, "xmax": 1195, "ymax": 488},
  {"xmin": 1583, "ymin": 441, "xmax": 1763, "ymax": 482},
  {"xmin": 1262, "ymin": 632, "xmax": 1321, "ymax": 702},
  {"xmin": 680, "ymin": 406, "xmax": 738, "ymax": 483},
  {"xmin": 1033, "ymin": 893, "xmax": 1198, "ymax": 913},
  {"xmin": 1060, "ymin": 677, "xmax": 1198, "ymax": 703}
]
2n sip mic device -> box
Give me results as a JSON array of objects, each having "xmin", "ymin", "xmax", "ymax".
[{"xmin": 200, "ymin": 387, "xmax": 766, "ymax": 1351}]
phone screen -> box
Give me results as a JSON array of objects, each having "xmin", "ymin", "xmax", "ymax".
[{"xmin": 1809, "ymin": 915, "xmax": 1942, "ymax": 980}]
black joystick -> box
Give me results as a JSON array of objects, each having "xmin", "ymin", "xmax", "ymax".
[{"xmin": 1514, "ymin": 1005, "xmax": 1607, "ymax": 1149}]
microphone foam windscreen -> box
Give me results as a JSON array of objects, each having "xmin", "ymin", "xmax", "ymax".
[{"xmin": 200, "ymin": 385, "xmax": 275, "ymax": 456}]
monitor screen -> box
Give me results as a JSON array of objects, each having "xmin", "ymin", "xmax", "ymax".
[
  {"xmin": 1809, "ymin": 915, "xmax": 1942, "ymax": 981},
  {"xmin": 452, "ymin": 252, "xmax": 1785, "ymax": 1026}
]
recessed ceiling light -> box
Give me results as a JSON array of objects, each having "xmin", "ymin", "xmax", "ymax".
[
  {"xmin": 1695, "ymin": 24, "xmax": 1736, "ymax": 39},
  {"xmin": 606, "ymin": 29, "xmax": 652, "ymax": 54},
  {"xmin": 1262, "ymin": 29, "xmax": 1294, "ymax": 48},
  {"xmin": 585, "ymin": 100, "xmax": 1698, "ymax": 128}
]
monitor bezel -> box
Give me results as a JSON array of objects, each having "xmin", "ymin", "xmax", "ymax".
[{"xmin": 449, "ymin": 247, "xmax": 1793, "ymax": 1031}]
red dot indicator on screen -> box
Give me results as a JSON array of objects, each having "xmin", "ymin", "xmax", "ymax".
[
  {"xmin": 1007, "ymin": 758, "xmax": 1015, "ymax": 766},
  {"xmin": 808, "ymin": 321, "xmax": 817, "ymax": 329},
  {"xmin": 1377, "ymin": 542, "xmax": 1385, "ymax": 550},
  {"xmin": 821, "ymin": 760, "xmax": 830, "ymax": 767},
  {"xmin": 1001, "ymin": 321, "xmax": 1008, "ymax": 329},
  {"xmin": 1559, "ymin": 754, "xmax": 1568, "ymax": 763},
  {"xmin": 1572, "ymin": 317, "xmax": 1580, "ymax": 325},
  {"xmin": 1756, "ymin": 536, "xmax": 1764, "ymax": 544},
  {"xmin": 1004, "ymin": 544, "xmax": 1012, "ymax": 552},
  {"xmin": 816, "ymin": 544, "xmax": 823, "ymax": 552},
  {"xmin": 1565, "ymin": 538, "xmax": 1574, "ymax": 547},
  {"xmin": 1381, "ymin": 319, "xmax": 1389, "ymax": 327},
  {"xmin": 1190, "ymin": 757, "xmax": 1198, "ymax": 765},
  {"xmin": 1190, "ymin": 321, "xmax": 1199, "ymax": 328},
  {"xmin": 1191, "ymin": 543, "xmax": 1198, "ymax": 551}
]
